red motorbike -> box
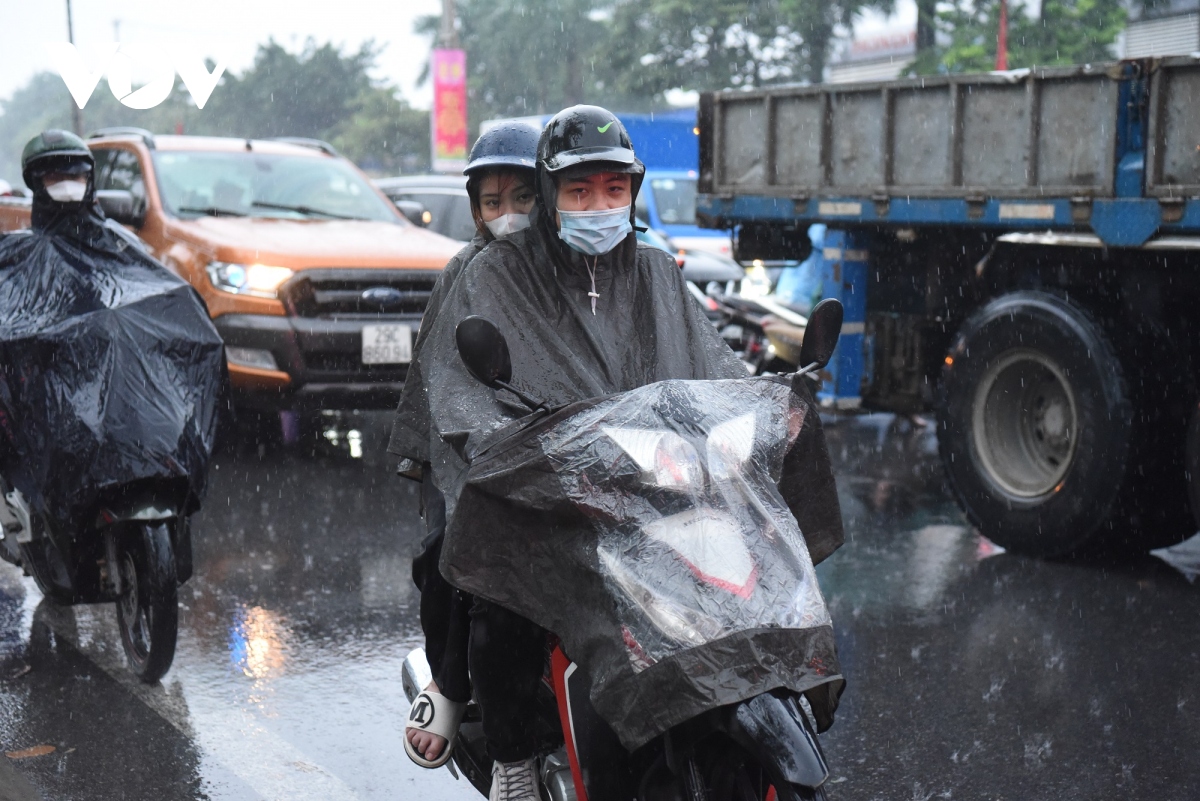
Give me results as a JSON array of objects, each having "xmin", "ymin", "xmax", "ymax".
[{"xmin": 404, "ymin": 301, "xmax": 847, "ymax": 801}]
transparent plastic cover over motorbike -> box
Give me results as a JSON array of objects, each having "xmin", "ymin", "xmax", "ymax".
[{"xmin": 540, "ymin": 378, "xmax": 830, "ymax": 672}]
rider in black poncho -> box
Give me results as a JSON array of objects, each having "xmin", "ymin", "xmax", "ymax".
[{"xmin": 418, "ymin": 106, "xmax": 749, "ymax": 799}]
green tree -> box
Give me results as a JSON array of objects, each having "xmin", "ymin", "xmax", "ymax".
[
  {"xmin": 600, "ymin": 0, "xmax": 888, "ymax": 95},
  {"xmin": 909, "ymin": 0, "xmax": 1126, "ymax": 75}
]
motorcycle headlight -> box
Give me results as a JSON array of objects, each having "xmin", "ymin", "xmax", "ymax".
[
  {"xmin": 602, "ymin": 428, "xmax": 703, "ymax": 490},
  {"xmin": 206, "ymin": 261, "xmax": 294, "ymax": 298},
  {"xmin": 706, "ymin": 413, "xmax": 756, "ymax": 481}
]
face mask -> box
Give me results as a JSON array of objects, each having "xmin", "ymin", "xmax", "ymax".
[
  {"xmin": 485, "ymin": 213, "xmax": 530, "ymax": 238},
  {"xmin": 557, "ymin": 205, "xmax": 633, "ymax": 256},
  {"xmin": 45, "ymin": 179, "xmax": 88, "ymax": 203}
]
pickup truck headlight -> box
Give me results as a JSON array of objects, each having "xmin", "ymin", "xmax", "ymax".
[{"xmin": 206, "ymin": 261, "xmax": 294, "ymax": 298}]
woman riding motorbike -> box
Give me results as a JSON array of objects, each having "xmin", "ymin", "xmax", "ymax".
[
  {"xmin": 388, "ymin": 122, "xmax": 540, "ymax": 768},
  {"xmin": 418, "ymin": 106, "xmax": 753, "ymax": 801}
]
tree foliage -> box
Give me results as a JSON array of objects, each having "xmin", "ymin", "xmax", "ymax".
[
  {"xmin": 0, "ymin": 39, "xmax": 429, "ymax": 186},
  {"xmin": 421, "ymin": 0, "xmax": 891, "ymax": 124},
  {"xmin": 908, "ymin": 0, "xmax": 1126, "ymax": 75}
]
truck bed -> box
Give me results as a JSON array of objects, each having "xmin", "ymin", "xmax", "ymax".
[{"xmin": 698, "ymin": 58, "xmax": 1200, "ymax": 247}]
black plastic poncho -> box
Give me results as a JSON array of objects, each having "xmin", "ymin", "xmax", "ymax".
[{"xmin": 0, "ymin": 215, "xmax": 225, "ymax": 530}]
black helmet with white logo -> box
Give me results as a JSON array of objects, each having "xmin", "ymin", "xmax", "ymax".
[{"xmin": 535, "ymin": 105, "xmax": 644, "ymax": 217}]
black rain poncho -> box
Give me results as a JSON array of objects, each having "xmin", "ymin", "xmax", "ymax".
[
  {"xmin": 0, "ymin": 210, "xmax": 225, "ymax": 531},
  {"xmin": 420, "ymin": 206, "xmax": 844, "ymax": 749}
]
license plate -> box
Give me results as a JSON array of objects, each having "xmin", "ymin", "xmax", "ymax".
[{"xmin": 361, "ymin": 324, "xmax": 412, "ymax": 364}]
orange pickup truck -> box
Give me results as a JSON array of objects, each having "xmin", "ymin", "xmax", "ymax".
[{"xmin": 0, "ymin": 129, "xmax": 461, "ymax": 411}]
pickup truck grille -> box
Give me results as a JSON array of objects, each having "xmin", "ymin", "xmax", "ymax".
[{"xmin": 282, "ymin": 269, "xmax": 439, "ymax": 318}]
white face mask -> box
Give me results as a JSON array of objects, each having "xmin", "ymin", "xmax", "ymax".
[
  {"xmin": 557, "ymin": 205, "xmax": 633, "ymax": 256},
  {"xmin": 485, "ymin": 213, "xmax": 530, "ymax": 238},
  {"xmin": 45, "ymin": 179, "xmax": 88, "ymax": 203}
]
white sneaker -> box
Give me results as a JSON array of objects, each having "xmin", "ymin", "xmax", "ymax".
[{"xmin": 488, "ymin": 758, "xmax": 540, "ymax": 801}]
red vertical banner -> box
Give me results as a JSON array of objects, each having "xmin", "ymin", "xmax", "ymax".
[
  {"xmin": 995, "ymin": 0, "xmax": 1009, "ymax": 71},
  {"xmin": 432, "ymin": 49, "xmax": 468, "ymax": 173}
]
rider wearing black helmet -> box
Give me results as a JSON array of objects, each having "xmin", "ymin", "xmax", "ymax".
[
  {"xmin": 418, "ymin": 105, "xmax": 746, "ymax": 800},
  {"xmin": 390, "ymin": 122, "xmax": 540, "ymax": 771}
]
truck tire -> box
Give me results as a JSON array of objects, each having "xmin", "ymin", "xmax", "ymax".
[{"xmin": 938, "ymin": 291, "xmax": 1136, "ymax": 557}]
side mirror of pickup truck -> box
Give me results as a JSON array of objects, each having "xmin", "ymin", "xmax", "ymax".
[
  {"xmin": 96, "ymin": 190, "xmax": 144, "ymax": 228},
  {"xmin": 393, "ymin": 200, "xmax": 429, "ymax": 228}
]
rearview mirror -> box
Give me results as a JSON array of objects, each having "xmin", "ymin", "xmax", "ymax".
[
  {"xmin": 797, "ymin": 298, "xmax": 843, "ymax": 372},
  {"xmin": 96, "ymin": 189, "xmax": 144, "ymax": 228},
  {"xmin": 394, "ymin": 199, "xmax": 429, "ymax": 227},
  {"xmin": 456, "ymin": 316, "xmax": 512, "ymax": 389}
]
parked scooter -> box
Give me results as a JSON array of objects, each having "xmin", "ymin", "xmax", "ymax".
[{"xmin": 404, "ymin": 301, "xmax": 846, "ymax": 801}]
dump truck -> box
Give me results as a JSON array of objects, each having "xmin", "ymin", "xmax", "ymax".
[{"xmin": 697, "ymin": 58, "xmax": 1200, "ymax": 556}]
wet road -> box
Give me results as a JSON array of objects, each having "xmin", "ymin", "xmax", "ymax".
[{"xmin": 1, "ymin": 411, "xmax": 1197, "ymax": 800}]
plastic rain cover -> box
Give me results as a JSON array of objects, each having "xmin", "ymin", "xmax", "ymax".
[
  {"xmin": 444, "ymin": 374, "xmax": 845, "ymax": 750},
  {"xmin": 0, "ymin": 229, "xmax": 225, "ymax": 529}
]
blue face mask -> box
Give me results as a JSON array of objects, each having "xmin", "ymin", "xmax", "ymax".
[{"xmin": 557, "ymin": 205, "xmax": 633, "ymax": 256}]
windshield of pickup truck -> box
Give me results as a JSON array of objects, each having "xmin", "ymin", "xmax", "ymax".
[
  {"xmin": 154, "ymin": 151, "xmax": 401, "ymax": 222},
  {"xmin": 650, "ymin": 177, "xmax": 697, "ymax": 225}
]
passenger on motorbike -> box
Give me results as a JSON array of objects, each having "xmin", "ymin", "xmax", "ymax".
[
  {"xmin": 418, "ymin": 106, "xmax": 747, "ymax": 801},
  {"xmin": 389, "ymin": 122, "xmax": 540, "ymax": 768}
]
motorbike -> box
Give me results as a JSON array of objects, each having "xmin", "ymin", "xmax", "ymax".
[
  {"xmin": 404, "ymin": 300, "xmax": 846, "ymax": 801},
  {"xmin": 0, "ymin": 473, "xmax": 199, "ymax": 682}
]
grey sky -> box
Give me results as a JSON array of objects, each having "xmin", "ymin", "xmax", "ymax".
[{"xmin": 0, "ymin": 0, "xmax": 441, "ymax": 108}]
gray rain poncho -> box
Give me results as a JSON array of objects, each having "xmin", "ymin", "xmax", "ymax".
[
  {"xmin": 388, "ymin": 234, "xmax": 487, "ymax": 470},
  {"xmin": 415, "ymin": 204, "xmax": 845, "ymax": 749}
]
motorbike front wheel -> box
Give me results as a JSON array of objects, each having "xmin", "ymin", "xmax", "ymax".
[{"xmin": 115, "ymin": 521, "xmax": 178, "ymax": 683}]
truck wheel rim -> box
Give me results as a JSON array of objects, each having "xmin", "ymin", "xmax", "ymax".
[{"xmin": 971, "ymin": 348, "xmax": 1078, "ymax": 499}]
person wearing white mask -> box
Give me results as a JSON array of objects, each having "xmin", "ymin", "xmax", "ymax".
[
  {"xmin": 417, "ymin": 105, "xmax": 746, "ymax": 800},
  {"xmin": 390, "ymin": 121, "xmax": 540, "ymax": 771},
  {"xmin": 20, "ymin": 130, "xmax": 108, "ymax": 237}
]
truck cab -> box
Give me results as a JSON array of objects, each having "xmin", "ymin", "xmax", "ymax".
[{"xmin": 635, "ymin": 169, "xmax": 733, "ymax": 258}]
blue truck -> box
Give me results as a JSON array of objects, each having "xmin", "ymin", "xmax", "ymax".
[
  {"xmin": 484, "ymin": 110, "xmax": 732, "ymax": 255},
  {"xmin": 697, "ymin": 58, "xmax": 1200, "ymax": 557}
]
